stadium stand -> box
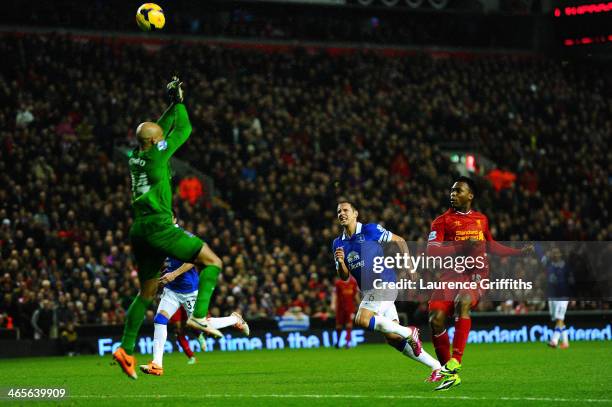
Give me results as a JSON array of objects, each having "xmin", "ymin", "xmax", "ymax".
[{"xmin": 0, "ymin": 33, "xmax": 609, "ymax": 339}]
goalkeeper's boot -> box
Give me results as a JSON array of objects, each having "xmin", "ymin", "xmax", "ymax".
[
  {"xmin": 434, "ymin": 373, "xmax": 462, "ymax": 391},
  {"xmin": 139, "ymin": 361, "xmax": 164, "ymax": 376},
  {"xmin": 187, "ymin": 315, "xmax": 223, "ymax": 338},
  {"xmin": 113, "ymin": 347, "xmax": 137, "ymax": 380},
  {"xmin": 197, "ymin": 333, "xmax": 207, "ymax": 351},
  {"xmin": 232, "ymin": 312, "xmax": 250, "ymax": 336},
  {"xmin": 406, "ymin": 326, "xmax": 422, "ymax": 356}
]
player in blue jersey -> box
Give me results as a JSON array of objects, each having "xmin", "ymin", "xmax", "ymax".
[
  {"xmin": 536, "ymin": 244, "xmax": 572, "ymax": 349},
  {"xmin": 139, "ymin": 217, "xmax": 250, "ymax": 376},
  {"xmin": 332, "ymin": 201, "xmax": 442, "ymax": 382}
]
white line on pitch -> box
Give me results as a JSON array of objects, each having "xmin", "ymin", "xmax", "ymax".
[{"xmin": 70, "ymin": 394, "xmax": 612, "ymax": 403}]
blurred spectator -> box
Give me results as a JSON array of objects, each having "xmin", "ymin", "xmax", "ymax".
[
  {"xmin": 0, "ymin": 312, "xmax": 14, "ymax": 329},
  {"xmin": 31, "ymin": 300, "xmax": 57, "ymax": 340},
  {"xmin": 178, "ymin": 175, "xmax": 204, "ymax": 206},
  {"xmin": 60, "ymin": 321, "xmax": 78, "ymax": 356},
  {"xmin": 486, "ymin": 168, "xmax": 517, "ymax": 192},
  {"xmin": 15, "ymin": 105, "xmax": 34, "ymax": 128}
]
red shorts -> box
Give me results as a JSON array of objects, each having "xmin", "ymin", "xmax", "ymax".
[
  {"xmin": 169, "ymin": 306, "xmax": 188, "ymax": 324},
  {"xmin": 335, "ymin": 306, "xmax": 355, "ymax": 326},
  {"xmin": 428, "ymin": 273, "xmax": 484, "ymax": 315}
]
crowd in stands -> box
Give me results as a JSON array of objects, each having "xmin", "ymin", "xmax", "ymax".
[
  {"xmin": 0, "ymin": 33, "xmax": 609, "ymax": 339},
  {"xmin": 3, "ymin": 0, "xmax": 535, "ymax": 49}
]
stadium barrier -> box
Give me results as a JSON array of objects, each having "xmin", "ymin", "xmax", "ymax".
[{"xmin": 1, "ymin": 312, "xmax": 610, "ymax": 358}]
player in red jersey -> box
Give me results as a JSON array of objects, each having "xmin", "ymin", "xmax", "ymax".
[
  {"xmin": 427, "ymin": 176, "xmax": 533, "ymax": 391},
  {"xmin": 168, "ymin": 307, "xmax": 204, "ymax": 364},
  {"xmin": 333, "ymin": 276, "xmax": 359, "ymax": 349}
]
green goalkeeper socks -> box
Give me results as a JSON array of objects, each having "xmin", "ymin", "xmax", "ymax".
[
  {"xmin": 193, "ymin": 265, "xmax": 221, "ymax": 318},
  {"xmin": 120, "ymin": 295, "xmax": 152, "ymax": 355}
]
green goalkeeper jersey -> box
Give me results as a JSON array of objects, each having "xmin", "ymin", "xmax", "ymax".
[{"xmin": 128, "ymin": 103, "xmax": 192, "ymax": 220}]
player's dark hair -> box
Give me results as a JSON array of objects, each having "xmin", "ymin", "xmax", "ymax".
[
  {"xmin": 337, "ymin": 199, "xmax": 357, "ymax": 211},
  {"xmin": 455, "ymin": 176, "xmax": 477, "ymax": 198}
]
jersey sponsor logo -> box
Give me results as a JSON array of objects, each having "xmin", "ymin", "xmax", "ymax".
[
  {"xmin": 454, "ymin": 230, "xmax": 484, "ymax": 241},
  {"xmin": 428, "ymin": 231, "xmax": 437, "ymax": 241},
  {"xmin": 156, "ymin": 140, "xmax": 168, "ymax": 151},
  {"xmin": 347, "ymin": 251, "xmax": 360, "ymax": 263},
  {"xmin": 347, "ymin": 251, "xmax": 365, "ymax": 270}
]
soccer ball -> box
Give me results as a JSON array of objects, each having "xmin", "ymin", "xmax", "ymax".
[{"xmin": 136, "ymin": 3, "xmax": 165, "ymax": 32}]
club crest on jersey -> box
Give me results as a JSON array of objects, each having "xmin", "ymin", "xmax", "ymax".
[
  {"xmin": 156, "ymin": 140, "xmax": 168, "ymax": 151},
  {"xmin": 428, "ymin": 231, "xmax": 437, "ymax": 241},
  {"xmin": 357, "ymin": 234, "xmax": 365, "ymax": 243},
  {"xmin": 454, "ymin": 221, "xmax": 462, "ymax": 227},
  {"xmin": 476, "ymin": 219, "xmax": 481, "ymax": 226}
]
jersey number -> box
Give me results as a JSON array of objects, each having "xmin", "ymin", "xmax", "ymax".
[
  {"xmin": 131, "ymin": 173, "xmax": 151, "ymax": 196},
  {"xmin": 183, "ymin": 299, "xmax": 195, "ymax": 314}
]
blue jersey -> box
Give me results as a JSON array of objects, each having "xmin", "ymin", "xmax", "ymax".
[
  {"xmin": 535, "ymin": 244, "xmax": 572, "ymax": 299},
  {"xmin": 163, "ymin": 257, "xmax": 199, "ymax": 294},
  {"xmin": 332, "ymin": 222, "xmax": 395, "ymax": 290}
]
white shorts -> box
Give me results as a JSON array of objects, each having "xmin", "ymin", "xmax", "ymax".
[
  {"xmin": 157, "ymin": 287, "xmax": 198, "ymax": 318},
  {"xmin": 548, "ymin": 300, "xmax": 569, "ymax": 321},
  {"xmin": 359, "ymin": 289, "xmax": 399, "ymax": 321}
]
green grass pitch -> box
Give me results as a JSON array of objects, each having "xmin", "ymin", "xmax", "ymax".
[{"xmin": 0, "ymin": 342, "xmax": 610, "ymax": 406}]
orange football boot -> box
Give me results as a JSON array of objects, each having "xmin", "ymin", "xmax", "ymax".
[
  {"xmin": 113, "ymin": 347, "xmax": 138, "ymax": 379},
  {"xmin": 139, "ymin": 361, "xmax": 164, "ymax": 376}
]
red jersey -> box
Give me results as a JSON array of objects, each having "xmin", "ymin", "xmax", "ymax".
[
  {"xmin": 335, "ymin": 277, "xmax": 358, "ymax": 312},
  {"xmin": 427, "ymin": 208, "xmax": 522, "ymax": 276}
]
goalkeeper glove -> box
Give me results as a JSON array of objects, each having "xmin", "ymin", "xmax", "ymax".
[{"xmin": 167, "ymin": 76, "xmax": 184, "ymax": 104}]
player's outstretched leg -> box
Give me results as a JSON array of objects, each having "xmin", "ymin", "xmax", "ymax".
[
  {"xmin": 206, "ymin": 312, "xmax": 250, "ymax": 336},
  {"xmin": 187, "ymin": 244, "xmax": 223, "ymax": 337},
  {"xmin": 387, "ymin": 333, "xmax": 442, "ymax": 382},
  {"xmin": 356, "ymin": 308, "xmax": 422, "ymax": 356}
]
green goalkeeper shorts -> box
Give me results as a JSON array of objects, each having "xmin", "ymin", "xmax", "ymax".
[{"xmin": 129, "ymin": 214, "xmax": 204, "ymax": 282}]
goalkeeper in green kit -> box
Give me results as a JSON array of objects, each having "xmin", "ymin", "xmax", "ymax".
[{"xmin": 114, "ymin": 77, "xmax": 223, "ymax": 379}]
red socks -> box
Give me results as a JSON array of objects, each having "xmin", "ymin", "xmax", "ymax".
[
  {"xmin": 451, "ymin": 317, "xmax": 471, "ymax": 363},
  {"xmin": 346, "ymin": 327, "xmax": 352, "ymax": 346},
  {"xmin": 432, "ymin": 330, "xmax": 451, "ymax": 365},
  {"xmin": 177, "ymin": 335, "xmax": 194, "ymax": 358}
]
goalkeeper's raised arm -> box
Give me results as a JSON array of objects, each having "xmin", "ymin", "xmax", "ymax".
[
  {"xmin": 135, "ymin": 76, "xmax": 192, "ymax": 160},
  {"xmin": 157, "ymin": 76, "xmax": 192, "ymax": 159}
]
